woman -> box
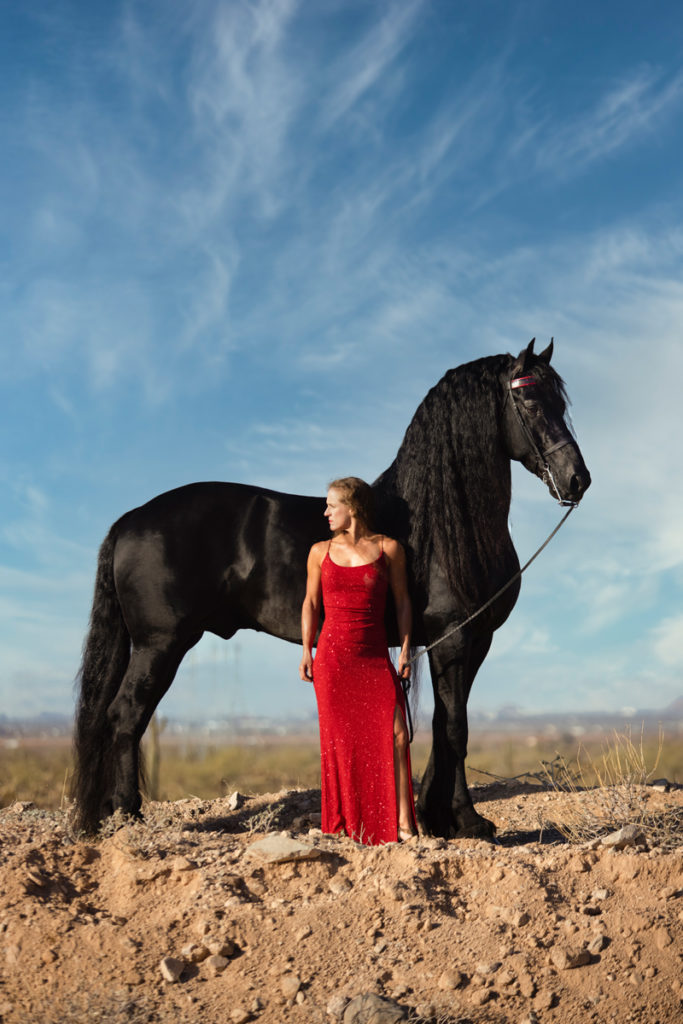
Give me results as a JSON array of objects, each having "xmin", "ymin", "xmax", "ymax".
[{"xmin": 299, "ymin": 477, "xmax": 418, "ymax": 844}]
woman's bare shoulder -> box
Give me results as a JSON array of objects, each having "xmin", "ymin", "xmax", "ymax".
[
  {"xmin": 380, "ymin": 535, "xmax": 404, "ymax": 559},
  {"xmin": 308, "ymin": 539, "xmax": 329, "ymax": 563}
]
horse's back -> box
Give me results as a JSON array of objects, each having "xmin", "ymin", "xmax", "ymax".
[{"xmin": 111, "ymin": 482, "xmax": 324, "ymax": 643}]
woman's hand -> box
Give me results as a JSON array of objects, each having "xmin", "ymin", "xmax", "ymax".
[
  {"xmin": 398, "ymin": 653, "xmax": 411, "ymax": 681},
  {"xmin": 299, "ymin": 651, "xmax": 314, "ymax": 682}
]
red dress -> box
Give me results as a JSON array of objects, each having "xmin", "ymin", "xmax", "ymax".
[{"xmin": 313, "ymin": 548, "xmax": 416, "ymax": 845}]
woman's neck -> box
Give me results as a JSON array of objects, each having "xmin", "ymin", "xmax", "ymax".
[{"xmin": 338, "ymin": 521, "xmax": 370, "ymax": 545}]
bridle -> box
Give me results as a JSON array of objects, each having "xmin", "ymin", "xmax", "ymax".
[
  {"xmin": 400, "ymin": 371, "xmax": 579, "ymax": 737},
  {"xmin": 504, "ymin": 374, "xmax": 578, "ymax": 508}
]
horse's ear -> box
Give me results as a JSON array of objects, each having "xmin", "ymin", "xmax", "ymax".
[
  {"xmin": 538, "ymin": 338, "xmax": 554, "ymax": 364},
  {"xmin": 514, "ymin": 338, "xmax": 535, "ymax": 374}
]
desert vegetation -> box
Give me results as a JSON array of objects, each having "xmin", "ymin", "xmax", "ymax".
[{"xmin": 1, "ymin": 723, "xmax": 679, "ymax": 813}]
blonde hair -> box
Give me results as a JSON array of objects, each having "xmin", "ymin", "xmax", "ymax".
[{"xmin": 327, "ymin": 477, "xmax": 375, "ymax": 528}]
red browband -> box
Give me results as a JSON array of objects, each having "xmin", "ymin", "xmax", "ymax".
[{"xmin": 510, "ymin": 376, "xmax": 536, "ymax": 389}]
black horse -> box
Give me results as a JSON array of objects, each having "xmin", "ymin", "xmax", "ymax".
[{"xmin": 72, "ymin": 339, "xmax": 590, "ymax": 837}]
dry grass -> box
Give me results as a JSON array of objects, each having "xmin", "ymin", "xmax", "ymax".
[
  {"xmin": 2, "ymin": 726, "xmax": 679, "ymax": 821},
  {"xmin": 242, "ymin": 800, "xmax": 286, "ymax": 835},
  {"xmin": 537, "ymin": 728, "xmax": 683, "ymax": 849}
]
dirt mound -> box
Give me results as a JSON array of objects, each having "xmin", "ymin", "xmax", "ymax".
[{"xmin": 0, "ymin": 783, "xmax": 681, "ymax": 1024}]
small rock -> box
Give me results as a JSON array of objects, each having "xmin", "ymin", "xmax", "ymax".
[
  {"xmin": 476, "ymin": 960, "xmax": 502, "ymax": 976},
  {"xmin": 533, "ymin": 989, "xmax": 557, "ymax": 1011},
  {"xmin": 228, "ymin": 791, "xmax": 245, "ymax": 811},
  {"xmin": 659, "ymin": 886, "xmax": 681, "ymax": 900},
  {"xmin": 518, "ymin": 971, "xmax": 536, "ymax": 998},
  {"xmin": 498, "ymin": 967, "xmax": 516, "ymax": 987},
  {"xmin": 508, "ymin": 909, "xmax": 530, "ymax": 927},
  {"xmin": 230, "ymin": 1009, "xmax": 251, "ymax": 1024},
  {"xmin": 438, "ymin": 969, "xmax": 464, "ymax": 990},
  {"xmin": 295, "ymin": 925, "xmax": 312, "ymax": 941},
  {"xmin": 551, "ymin": 947, "xmax": 591, "ymax": 970},
  {"xmin": 387, "ymin": 980, "xmax": 409, "ymax": 998},
  {"xmin": 412, "ymin": 1006, "xmax": 436, "ymax": 1023},
  {"xmin": 600, "ymin": 825, "xmax": 646, "ymax": 850},
  {"xmin": 295, "ymin": 990, "xmax": 306, "ymax": 1004},
  {"xmin": 587, "ymin": 934, "xmax": 609, "ymax": 954},
  {"xmin": 206, "ymin": 954, "xmax": 230, "ymax": 975},
  {"xmin": 342, "ymin": 992, "xmax": 408, "ymax": 1023},
  {"xmin": 10, "ymin": 801, "xmax": 35, "ymax": 813},
  {"xmin": 327, "ymin": 994, "xmax": 349, "ymax": 1019},
  {"xmin": 653, "ymin": 927, "xmax": 673, "ymax": 949},
  {"xmin": 25, "ymin": 868, "xmax": 49, "ymax": 889},
  {"xmin": 181, "ymin": 942, "xmax": 210, "ymax": 963},
  {"xmin": 159, "ymin": 956, "xmax": 185, "ymax": 983},
  {"xmin": 280, "ymin": 973, "xmax": 301, "ymax": 1000},
  {"xmin": 382, "ymin": 881, "xmax": 407, "ymax": 902},
  {"xmin": 206, "ymin": 937, "xmax": 236, "ymax": 958},
  {"xmin": 171, "ymin": 855, "xmax": 195, "ymax": 872},
  {"xmin": 649, "ymin": 778, "xmax": 671, "ymax": 792},
  {"xmin": 469, "ymin": 988, "xmax": 492, "ymax": 1006},
  {"xmin": 247, "ymin": 835, "xmax": 321, "ymax": 864},
  {"xmin": 329, "ymin": 877, "xmax": 353, "ymax": 895}
]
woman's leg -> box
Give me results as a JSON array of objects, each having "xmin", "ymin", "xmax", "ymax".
[{"xmin": 393, "ymin": 705, "xmax": 416, "ymax": 835}]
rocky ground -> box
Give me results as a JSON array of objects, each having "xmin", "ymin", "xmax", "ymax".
[{"xmin": 0, "ymin": 781, "xmax": 681, "ymax": 1024}]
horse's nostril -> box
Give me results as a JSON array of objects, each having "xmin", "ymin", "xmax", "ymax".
[{"xmin": 571, "ymin": 471, "xmax": 591, "ymax": 498}]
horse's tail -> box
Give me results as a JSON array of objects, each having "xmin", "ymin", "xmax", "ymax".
[{"xmin": 71, "ymin": 527, "xmax": 130, "ymax": 834}]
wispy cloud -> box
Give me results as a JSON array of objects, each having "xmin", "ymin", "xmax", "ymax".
[
  {"xmin": 536, "ymin": 66, "xmax": 683, "ymax": 175},
  {"xmin": 651, "ymin": 614, "xmax": 683, "ymax": 668},
  {"xmin": 319, "ymin": 0, "xmax": 424, "ymax": 129},
  {"xmin": 184, "ymin": 0, "xmax": 303, "ymax": 221}
]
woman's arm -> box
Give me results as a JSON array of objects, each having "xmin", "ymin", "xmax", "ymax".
[
  {"xmin": 384, "ymin": 538, "xmax": 412, "ymax": 679},
  {"xmin": 299, "ymin": 543, "xmax": 324, "ymax": 681}
]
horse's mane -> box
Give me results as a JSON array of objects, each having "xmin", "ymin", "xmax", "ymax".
[{"xmin": 375, "ymin": 352, "xmax": 569, "ymax": 612}]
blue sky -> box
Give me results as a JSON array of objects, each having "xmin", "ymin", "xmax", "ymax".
[{"xmin": 2, "ymin": 0, "xmax": 682, "ymax": 725}]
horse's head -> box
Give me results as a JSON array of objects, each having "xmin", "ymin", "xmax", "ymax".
[{"xmin": 502, "ymin": 339, "xmax": 591, "ymax": 506}]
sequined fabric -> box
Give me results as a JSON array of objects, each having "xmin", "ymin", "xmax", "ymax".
[{"xmin": 313, "ymin": 551, "xmax": 415, "ymax": 845}]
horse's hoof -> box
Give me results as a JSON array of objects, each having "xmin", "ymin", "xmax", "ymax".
[{"xmin": 452, "ymin": 814, "xmax": 497, "ymax": 841}]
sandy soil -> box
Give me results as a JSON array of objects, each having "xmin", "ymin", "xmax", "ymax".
[{"xmin": 0, "ymin": 781, "xmax": 681, "ymax": 1024}]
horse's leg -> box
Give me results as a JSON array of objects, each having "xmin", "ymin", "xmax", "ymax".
[
  {"xmin": 417, "ymin": 633, "xmax": 495, "ymax": 840},
  {"xmin": 104, "ymin": 633, "xmax": 200, "ymax": 820}
]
